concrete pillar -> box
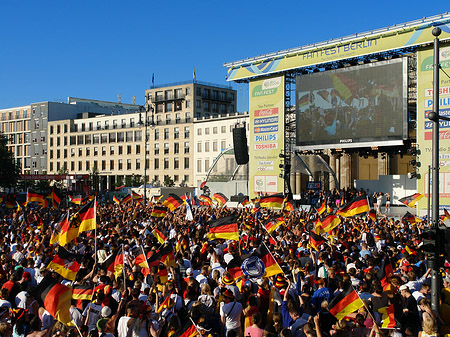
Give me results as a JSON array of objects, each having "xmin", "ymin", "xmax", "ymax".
[
  {"xmin": 378, "ymin": 155, "xmax": 390, "ymax": 176},
  {"xmin": 329, "ymin": 153, "xmax": 337, "ymax": 190},
  {"xmin": 340, "ymin": 154, "xmax": 352, "ymax": 188}
]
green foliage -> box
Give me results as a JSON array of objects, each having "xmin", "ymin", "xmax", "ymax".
[
  {"xmin": 0, "ymin": 133, "xmax": 20, "ymax": 188},
  {"xmin": 163, "ymin": 175, "xmax": 175, "ymax": 187}
]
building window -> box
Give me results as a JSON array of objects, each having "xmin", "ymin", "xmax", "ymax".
[
  {"xmin": 78, "ymin": 148, "xmax": 82, "ymax": 156},
  {"xmin": 118, "ymin": 159, "xmax": 123, "ymax": 170},
  {"xmin": 102, "ymin": 146, "xmax": 106, "ymax": 156},
  {"xmin": 118, "ymin": 146, "xmax": 123, "ymax": 155},
  {"xmin": 174, "ymin": 175, "xmax": 179, "ymax": 182},
  {"xmin": 197, "ymin": 159, "xmax": 202, "ymax": 173},
  {"xmin": 220, "ymin": 104, "xmax": 226, "ymax": 113},
  {"xmin": 156, "ymin": 104, "xmax": 163, "ymax": 113},
  {"xmin": 205, "ymin": 128, "xmax": 210, "ymax": 135},
  {"xmin": 175, "ymin": 113, "xmax": 181, "ymax": 123},
  {"xmin": 126, "ymin": 131, "xmax": 133, "ymax": 142},
  {"xmin": 184, "ymin": 142, "xmax": 190, "ymax": 154},
  {"xmin": 135, "ymin": 130, "xmax": 142, "ymax": 141},
  {"xmin": 117, "ymin": 132, "xmax": 124, "ymax": 142},
  {"xmin": 93, "ymin": 147, "xmax": 98, "ymax": 156},
  {"xmin": 197, "ymin": 128, "xmax": 202, "ymax": 136},
  {"xmin": 212, "ymin": 103, "xmax": 218, "ymax": 113},
  {"xmin": 204, "ymin": 159, "xmax": 210, "ymax": 172},
  {"xmin": 174, "ymin": 158, "xmax": 179, "ymax": 169},
  {"xmin": 213, "ymin": 140, "xmax": 218, "ymax": 152},
  {"xmin": 204, "ymin": 102, "xmax": 210, "ymax": 111},
  {"xmin": 185, "ymin": 112, "xmax": 190, "ymax": 122},
  {"xmin": 221, "ymin": 140, "xmax": 226, "ymax": 150},
  {"xmin": 110, "ymin": 160, "xmax": 114, "ymax": 170},
  {"xmin": 174, "ymin": 143, "xmax": 179, "ymax": 154},
  {"xmin": 93, "ymin": 134, "xmax": 99, "ymax": 144},
  {"xmin": 101, "ymin": 133, "xmax": 108, "ymax": 143},
  {"xmin": 186, "ymin": 87, "xmax": 191, "ymax": 95},
  {"xmin": 221, "ymin": 126, "xmax": 226, "ymax": 133},
  {"xmin": 197, "ymin": 142, "xmax": 202, "ymax": 153},
  {"xmin": 85, "ymin": 134, "xmax": 91, "ymax": 144},
  {"xmin": 110, "ymin": 146, "xmax": 114, "ymax": 155},
  {"xmin": 127, "ymin": 145, "xmax": 132, "ymax": 155},
  {"xmin": 50, "ymin": 126, "xmax": 54, "ymax": 134},
  {"xmin": 184, "ymin": 157, "xmax": 189, "ymax": 169},
  {"xmin": 164, "ymin": 128, "xmax": 169, "ymax": 140},
  {"xmin": 86, "ymin": 148, "xmax": 90, "ymax": 156},
  {"xmin": 186, "ymin": 100, "xmax": 191, "ymax": 108},
  {"xmin": 86, "ymin": 161, "xmax": 90, "ymax": 170},
  {"xmin": 154, "ymin": 129, "xmax": 159, "ymax": 140},
  {"xmin": 165, "ymin": 114, "xmax": 171, "ymax": 124},
  {"xmin": 78, "ymin": 161, "xmax": 82, "ymax": 171},
  {"xmin": 174, "ymin": 127, "xmax": 179, "ymax": 139},
  {"xmin": 127, "ymin": 159, "xmax": 132, "ymax": 170},
  {"xmin": 184, "ymin": 127, "xmax": 190, "ymax": 138},
  {"xmin": 205, "ymin": 142, "xmax": 209, "ymax": 152},
  {"xmin": 136, "ymin": 159, "xmax": 140, "ymax": 170},
  {"xmin": 196, "ymin": 100, "xmax": 201, "ymax": 108},
  {"xmin": 164, "ymin": 143, "xmax": 169, "ymax": 154},
  {"xmin": 102, "ymin": 160, "xmax": 106, "ymax": 170},
  {"xmin": 154, "ymin": 143, "xmax": 159, "ymax": 155},
  {"xmin": 136, "ymin": 145, "xmax": 140, "ymax": 154},
  {"xmin": 71, "ymin": 161, "xmax": 75, "ymax": 171},
  {"xmin": 164, "ymin": 158, "xmax": 169, "ymax": 169},
  {"xmin": 154, "ymin": 158, "xmax": 159, "ymax": 169}
]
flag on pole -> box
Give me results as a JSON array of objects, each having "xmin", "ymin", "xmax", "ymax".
[
  {"xmin": 37, "ymin": 275, "xmax": 72, "ymax": 324},
  {"xmin": 212, "ymin": 193, "xmax": 228, "ymax": 206},
  {"xmin": 152, "ymin": 229, "xmax": 167, "ymax": 244},
  {"xmin": 337, "ymin": 195, "xmax": 370, "ymax": 217},
  {"xmin": 47, "ymin": 247, "xmax": 82, "ymax": 281},
  {"xmin": 328, "ymin": 284, "xmax": 364, "ymax": 320},
  {"xmin": 320, "ymin": 215, "xmax": 341, "ymax": 233},
  {"xmin": 250, "ymin": 243, "xmax": 283, "ymax": 277},
  {"xmin": 399, "ymin": 193, "xmax": 423, "ymax": 207},
  {"xmin": 207, "ymin": 215, "xmax": 239, "ymax": 241},
  {"xmin": 73, "ymin": 198, "xmax": 96, "ymax": 233},
  {"xmin": 259, "ymin": 193, "xmax": 284, "ymax": 208},
  {"xmin": 102, "ymin": 247, "xmax": 124, "ymax": 279}
]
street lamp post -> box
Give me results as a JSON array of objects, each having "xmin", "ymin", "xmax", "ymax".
[{"xmin": 138, "ymin": 94, "xmax": 155, "ymax": 206}]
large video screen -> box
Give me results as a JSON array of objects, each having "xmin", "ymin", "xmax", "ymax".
[{"xmin": 295, "ymin": 58, "xmax": 407, "ymax": 149}]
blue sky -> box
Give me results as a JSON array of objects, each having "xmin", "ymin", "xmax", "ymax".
[{"xmin": 1, "ymin": 1, "xmax": 448, "ymax": 112}]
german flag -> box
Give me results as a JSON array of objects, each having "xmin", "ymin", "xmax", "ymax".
[
  {"xmin": 27, "ymin": 191, "xmax": 44, "ymax": 204},
  {"xmin": 313, "ymin": 218, "xmax": 323, "ymax": 234},
  {"xmin": 152, "ymin": 229, "xmax": 167, "ymax": 244},
  {"xmin": 378, "ymin": 304, "xmax": 398, "ymax": 328},
  {"xmin": 212, "ymin": 193, "xmax": 228, "ymax": 206},
  {"xmin": 51, "ymin": 187, "xmax": 63, "ymax": 209},
  {"xmin": 72, "ymin": 199, "xmax": 96, "ymax": 233},
  {"xmin": 5, "ymin": 199, "xmax": 14, "ymax": 209},
  {"xmin": 102, "ymin": 247, "xmax": 124, "ymax": 279},
  {"xmin": 317, "ymin": 200, "xmax": 327, "ymax": 215},
  {"xmin": 337, "ymin": 195, "xmax": 369, "ymax": 217},
  {"xmin": 157, "ymin": 292, "xmax": 173, "ymax": 314},
  {"xmin": 328, "ymin": 284, "xmax": 364, "ymax": 320},
  {"xmin": 259, "ymin": 193, "xmax": 284, "ymax": 209},
  {"xmin": 158, "ymin": 266, "xmax": 168, "ymax": 284},
  {"xmin": 154, "ymin": 195, "xmax": 164, "ymax": 203},
  {"xmin": 402, "ymin": 211, "xmax": 421, "ymax": 224},
  {"xmin": 399, "ymin": 193, "xmax": 423, "ymax": 207},
  {"xmin": 441, "ymin": 208, "xmax": 450, "ymax": 221},
  {"xmin": 401, "ymin": 245, "xmax": 417, "ymax": 256},
  {"xmin": 37, "ymin": 275, "xmax": 72, "ymax": 324},
  {"xmin": 176, "ymin": 236, "xmax": 188, "ymax": 252},
  {"xmin": 309, "ymin": 230, "xmax": 326, "ymax": 251},
  {"xmin": 132, "ymin": 191, "xmax": 142, "ymax": 200},
  {"xmin": 50, "ymin": 212, "xmax": 69, "ymax": 245},
  {"xmin": 122, "ymin": 194, "xmax": 132, "ymax": 204},
  {"xmin": 68, "ymin": 195, "xmax": 83, "ymax": 205},
  {"xmin": 227, "ymin": 256, "xmax": 245, "ymax": 279},
  {"xmin": 151, "ymin": 206, "xmax": 168, "ymax": 218},
  {"xmin": 59, "ymin": 211, "xmax": 80, "ymax": 247},
  {"xmin": 163, "ymin": 194, "xmax": 184, "ymax": 212},
  {"xmin": 71, "ymin": 284, "xmax": 93, "ymax": 301},
  {"xmin": 172, "ymin": 320, "xmax": 198, "ymax": 337},
  {"xmin": 284, "ymin": 201, "xmax": 294, "ymax": 212},
  {"xmin": 320, "ymin": 215, "xmax": 341, "ymax": 233},
  {"xmin": 207, "ymin": 215, "xmax": 239, "ymax": 241},
  {"xmin": 199, "ymin": 194, "xmax": 212, "ymax": 206},
  {"xmin": 377, "ymin": 257, "xmax": 394, "ymax": 291},
  {"xmin": 159, "ymin": 244, "xmax": 175, "ymax": 268},
  {"xmin": 47, "ymin": 247, "xmax": 81, "ymax": 281},
  {"xmin": 112, "ymin": 195, "xmax": 120, "ymax": 205},
  {"xmin": 263, "ymin": 217, "xmax": 284, "ymax": 234},
  {"xmin": 240, "ymin": 197, "xmax": 250, "ymax": 207},
  {"xmin": 368, "ymin": 210, "xmax": 377, "ymax": 222},
  {"xmin": 250, "ymin": 243, "xmax": 282, "ymax": 278}
]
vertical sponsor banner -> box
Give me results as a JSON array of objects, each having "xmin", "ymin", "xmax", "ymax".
[
  {"xmin": 249, "ymin": 75, "xmax": 285, "ymax": 198},
  {"xmin": 417, "ymin": 43, "xmax": 450, "ymax": 212}
]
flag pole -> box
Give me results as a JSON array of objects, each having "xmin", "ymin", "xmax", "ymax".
[
  {"xmin": 122, "ymin": 244, "xmax": 127, "ymax": 288},
  {"xmin": 352, "ymin": 284, "xmax": 378, "ymax": 326},
  {"xmin": 72, "ymin": 320, "xmax": 84, "ymax": 337},
  {"xmin": 94, "ymin": 197, "xmax": 97, "ymax": 266},
  {"xmin": 141, "ymin": 245, "xmax": 151, "ymax": 272}
]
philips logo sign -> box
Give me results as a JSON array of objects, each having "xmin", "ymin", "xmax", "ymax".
[{"xmin": 255, "ymin": 134, "xmax": 278, "ymax": 142}]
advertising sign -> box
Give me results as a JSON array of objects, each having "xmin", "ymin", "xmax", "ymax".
[
  {"xmin": 416, "ymin": 43, "xmax": 450, "ymax": 211},
  {"xmin": 249, "ymin": 75, "xmax": 285, "ymax": 198},
  {"xmin": 226, "ymin": 17, "xmax": 450, "ymax": 81}
]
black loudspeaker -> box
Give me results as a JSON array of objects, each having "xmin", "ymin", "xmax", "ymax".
[{"xmin": 232, "ymin": 127, "xmax": 249, "ymax": 165}]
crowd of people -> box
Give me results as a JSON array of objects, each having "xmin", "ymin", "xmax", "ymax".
[{"xmin": 0, "ymin": 187, "xmax": 449, "ymax": 337}]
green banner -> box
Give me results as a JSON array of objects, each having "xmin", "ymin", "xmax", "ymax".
[
  {"xmin": 249, "ymin": 75, "xmax": 285, "ymax": 198},
  {"xmin": 226, "ymin": 19, "xmax": 450, "ymax": 81},
  {"xmin": 416, "ymin": 42, "xmax": 450, "ymax": 211}
]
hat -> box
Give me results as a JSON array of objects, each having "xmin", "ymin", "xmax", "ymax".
[
  {"xmin": 222, "ymin": 274, "xmax": 235, "ymax": 285},
  {"xmin": 22, "ymin": 272, "xmax": 31, "ymax": 280},
  {"xmin": 399, "ymin": 285, "xmax": 409, "ymax": 291},
  {"xmin": 275, "ymin": 275, "xmax": 287, "ymax": 288},
  {"xmin": 96, "ymin": 318, "xmax": 109, "ymax": 331},
  {"xmin": 223, "ymin": 289, "xmax": 234, "ymax": 299},
  {"xmin": 443, "ymin": 277, "xmax": 450, "ymax": 283},
  {"xmin": 101, "ymin": 306, "xmax": 112, "ymax": 318},
  {"xmin": 186, "ymin": 268, "xmax": 193, "ymax": 276}
]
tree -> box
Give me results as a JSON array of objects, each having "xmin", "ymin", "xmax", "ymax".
[
  {"xmin": 163, "ymin": 175, "xmax": 175, "ymax": 187},
  {"xmin": 0, "ymin": 133, "xmax": 20, "ymax": 188}
]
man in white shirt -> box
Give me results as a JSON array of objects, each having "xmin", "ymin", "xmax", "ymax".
[{"xmin": 220, "ymin": 289, "xmax": 243, "ymax": 337}]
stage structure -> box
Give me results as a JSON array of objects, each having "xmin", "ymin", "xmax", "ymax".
[{"xmin": 224, "ymin": 13, "xmax": 450, "ymax": 208}]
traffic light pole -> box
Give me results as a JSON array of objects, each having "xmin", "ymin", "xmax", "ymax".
[{"xmin": 429, "ymin": 27, "xmax": 441, "ymax": 312}]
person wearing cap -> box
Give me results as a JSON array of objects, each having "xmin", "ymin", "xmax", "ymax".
[
  {"xmin": 442, "ymin": 276, "xmax": 450, "ymax": 306},
  {"xmin": 97, "ymin": 318, "xmax": 114, "ymax": 337},
  {"xmin": 220, "ymin": 288, "xmax": 243, "ymax": 337}
]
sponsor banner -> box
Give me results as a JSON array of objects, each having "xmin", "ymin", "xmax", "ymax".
[
  {"xmin": 254, "ymin": 125, "xmax": 279, "ymax": 133},
  {"xmin": 417, "ymin": 43, "xmax": 450, "ymax": 210},
  {"xmin": 249, "ymin": 75, "xmax": 285, "ymax": 197},
  {"xmin": 226, "ymin": 17, "xmax": 450, "ymax": 81}
]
